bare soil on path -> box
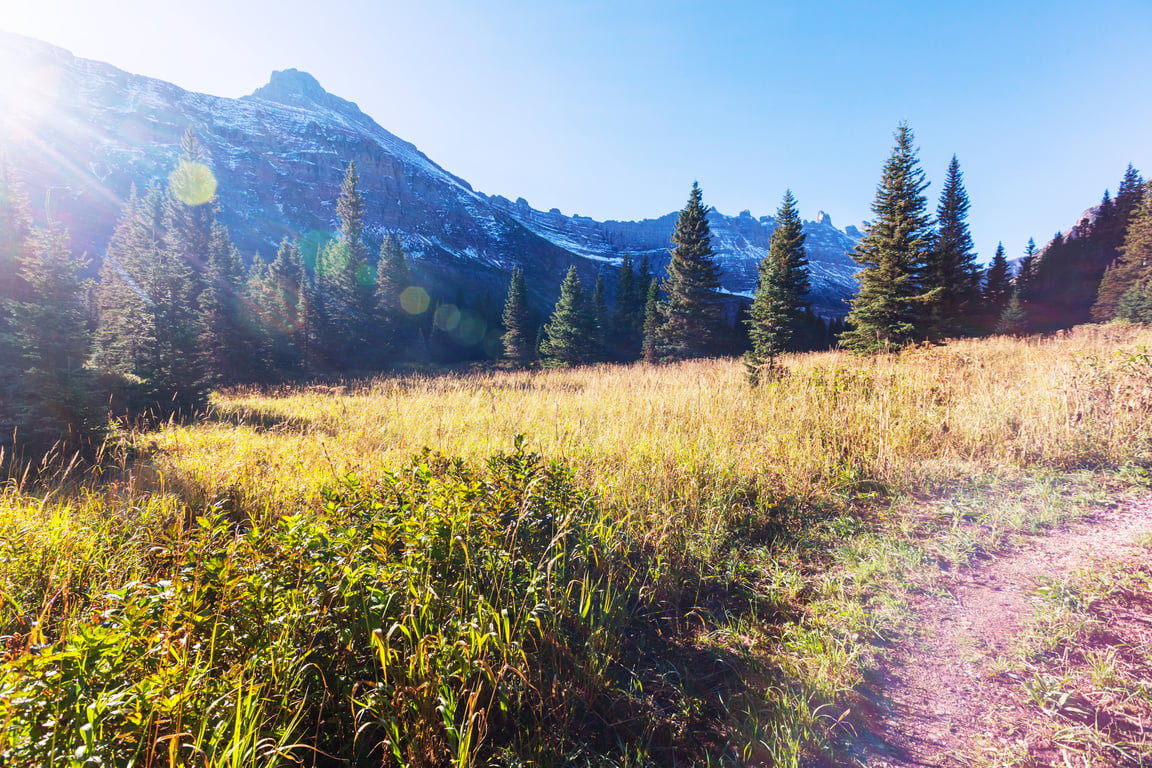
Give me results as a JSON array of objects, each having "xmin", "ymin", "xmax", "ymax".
[{"xmin": 854, "ymin": 495, "xmax": 1152, "ymax": 767}]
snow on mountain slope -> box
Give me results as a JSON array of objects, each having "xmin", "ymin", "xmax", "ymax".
[{"xmin": 0, "ymin": 31, "xmax": 860, "ymax": 315}]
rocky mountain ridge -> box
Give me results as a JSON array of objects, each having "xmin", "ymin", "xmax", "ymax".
[{"xmin": 0, "ymin": 31, "xmax": 861, "ymax": 315}]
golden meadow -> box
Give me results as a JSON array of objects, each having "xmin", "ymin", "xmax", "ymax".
[
  {"xmin": 157, "ymin": 325, "xmax": 1151, "ymax": 528},
  {"xmin": 2, "ymin": 325, "xmax": 1151, "ymax": 766}
]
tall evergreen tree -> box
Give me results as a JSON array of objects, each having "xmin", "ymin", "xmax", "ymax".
[
  {"xmin": 635, "ymin": 253, "xmax": 653, "ymax": 305},
  {"xmin": 256, "ymin": 237, "xmax": 309, "ymax": 377},
  {"xmin": 658, "ymin": 182, "xmax": 725, "ymax": 359},
  {"xmin": 1016, "ymin": 238, "xmax": 1040, "ymax": 305},
  {"xmin": 611, "ymin": 253, "xmax": 642, "ymax": 360},
  {"xmin": 746, "ymin": 189, "xmax": 810, "ymax": 381},
  {"xmin": 92, "ymin": 184, "xmax": 207, "ymax": 416},
  {"xmin": 5, "ymin": 222, "xmax": 99, "ymax": 450},
  {"xmin": 1093, "ymin": 182, "xmax": 1152, "ymax": 321},
  {"xmin": 540, "ymin": 265, "xmax": 595, "ymax": 367},
  {"xmin": 981, "ymin": 242, "xmax": 1012, "ymax": 331},
  {"xmin": 1093, "ymin": 190, "xmax": 1117, "ymax": 239},
  {"xmin": 1116, "ymin": 164, "xmax": 1145, "ymax": 226},
  {"xmin": 316, "ymin": 161, "xmax": 374, "ymax": 369},
  {"xmin": 501, "ymin": 266, "xmax": 534, "ymax": 366},
  {"xmin": 0, "ymin": 159, "xmax": 32, "ymax": 431},
  {"xmin": 198, "ymin": 223, "xmax": 251, "ymax": 384},
  {"xmin": 163, "ymin": 128, "xmax": 218, "ymax": 298},
  {"xmin": 842, "ymin": 123, "xmax": 938, "ymax": 353},
  {"xmin": 927, "ymin": 155, "xmax": 980, "ymax": 337},
  {"xmin": 373, "ymin": 233, "xmax": 411, "ymax": 365}
]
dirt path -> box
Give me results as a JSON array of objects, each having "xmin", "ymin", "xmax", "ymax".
[{"xmin": 855, "ymin": 495, "xmax": 1152, "ymax": 767}]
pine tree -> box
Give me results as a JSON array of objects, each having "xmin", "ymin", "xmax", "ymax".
[
  {"xmin": 257, "ymin": 238, "xmax": 309, "ymax": 377},
  {"xmin": 501, "ymin": 266, "xmax": 534, "ymax": 366},
  {"xmin": 164, "ymin": 128, "xmax": 218, "ymax": 298},
  {"xmin": 635, "ymin": 253, "xmax": 653, "ymax": 304},
  {"xmin": 842, "ymin": 123, "xmax": 938, "ymax": 353},
  {"xmin": 316, "ymin": 161, "xmax": 374, "ymax": 370},
  {"xmin": 242, "ymin": 253, "xmax": 274, "ymax": 377},
  {"xmin": 611, "ymin": 253, "xmax": 641, "ymax": 360},
  {"xmin": 1116, "ymin": 164, "xmax": 1145, "ymax": 227},
  {"xmin": 162, "ymin": 130, "xmax": 253, "ymax": 385},
  {"xmin": 658, "ymin": 182, "xmax": 725, "ymax": 359},
  {"xmin": 927, "ymin": 155, "xmax": 980, "ymax": 337},
  {"xmin": 997, "ymin": 290, "xmax": 1028, "ymax": 335},
  {"xmin": 1016, "ymin": 238, "xmax": 1040, "ymax": 305},
  {"xmin": 746, "ymin": 189, "xmax": 810, "ymax": 381},
  {"xmin": 373, "ymin": 233, "xmax": 412, "ymax": 365},
  {"xmin": 5, "ymin": 222, "xmax": 100, "ymax": 450},
  {"xmin": 540, "ymin": 265, "xmax": 595, "ymax": 367},
  {"xmin": 0, "ymin": 159, "xmax": 32, "ymax": 433},
  {"xmin": 1092, "ymin": 182, "xmax": 1151, "ymax": 322},
  {"xmin": 92, "ymin": 184, "xmax": 207, "ymax": 417},
  {"xmin": 198, "ymin": 223, "xmax": 251, "ymax": 384},
  {"xmin": 641, "ymin": 282, "xmax": 660, "ymax": 364},
  {"xmin": 981, "ymin": 242, "xmax": 1012, "ymax": 332}
]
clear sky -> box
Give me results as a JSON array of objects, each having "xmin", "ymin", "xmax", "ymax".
[{"xmin": 3, "ymin": 0, "xmax": 1150, "ymax": 263}]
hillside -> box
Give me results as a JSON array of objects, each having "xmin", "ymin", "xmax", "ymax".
[{"xmin": 0, "ymin": 31, "xmax": 860, "ymax": 315}]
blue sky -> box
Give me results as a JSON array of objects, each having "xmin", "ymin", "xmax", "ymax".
[{"xmin": 4, "ymin": 0, "xmax": 1150, "ymax": 264}]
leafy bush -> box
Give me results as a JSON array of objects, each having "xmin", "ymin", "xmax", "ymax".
[{"xmin": 0, "ymin": 439, "xmax": 679, "ymax": 767}]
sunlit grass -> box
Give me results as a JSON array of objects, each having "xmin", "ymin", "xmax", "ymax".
[
  {"xmin": 2, "ymin": 324, "xmax": 1152, "ymax": 765},
  {"xmin": 159, "ymin": 325, "xmax": 1152, "ymax": 536}
]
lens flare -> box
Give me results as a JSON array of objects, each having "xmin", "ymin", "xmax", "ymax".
[
  {"xmin": 450, "ymin": 311, "xmax": 486, "ymax": 345},
  {"xmin": 434, "ymin": 303, "xmax": 461, "ymax": 331},
  {"xmin": 168, "ymin": 159, "xmax": 217, "ymax": 206},
  {"xmin": 400, "ymin": 286, "xmax": 429, "ymax": 315},
  {"xmin": 300, "ymin": 230, "xmax": 333, "ymax": 272}
]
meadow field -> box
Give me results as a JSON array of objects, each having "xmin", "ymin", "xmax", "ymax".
[{"xmin": 2, "ymin": 325, "xmax": 1151, "ymax": 766}]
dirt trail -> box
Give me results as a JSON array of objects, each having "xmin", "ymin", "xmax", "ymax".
[{"xmin": 855, "ymin": 496, "xmax": 1152, "ymax": 767}]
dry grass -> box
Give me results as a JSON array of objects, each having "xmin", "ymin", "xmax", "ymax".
[
  {"xmin": 4, "ymin": 324, "xmax": 1152, "ymax": 766},
  {"xmin": 153, "ymin": 325, "xmax": 1152, "ymax": 540}
]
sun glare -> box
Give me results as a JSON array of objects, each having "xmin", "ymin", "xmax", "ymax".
[{"xmin": 168, "ymin": 159, "xmax": 217, "ymax": 206}]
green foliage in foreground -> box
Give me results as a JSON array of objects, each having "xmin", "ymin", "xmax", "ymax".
[{"xmin": 0, "ymin": 441, "xmax": 764, "ymax": 767}]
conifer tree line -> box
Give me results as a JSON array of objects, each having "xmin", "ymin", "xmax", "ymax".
[
  {"xmin": 509, "ymin": 181, "xmax": 838, "ymax": 370},
  {"xmin": 0, "ymin": 131, "xmax": 498, "ymax": 457},
  {"xmin": 840, "ymin": 122, "xmax": 1148, "ymax": 350},
  {"xmin": 3, "ymin": 121, "xmax": 1149, "ymax": 456}
]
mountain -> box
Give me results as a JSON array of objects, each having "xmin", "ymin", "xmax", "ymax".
[{"xmin": 0, "ymin": 32, "xmax": 861, "ymax": 316}]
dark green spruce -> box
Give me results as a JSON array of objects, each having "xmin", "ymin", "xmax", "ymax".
[
  {"xmin": 315, "ymin": 161, "xmax": 374, "ymax": 370},
  {"xmin": 981, "ymin": 242, "xmax": 1012, "ymax": 332},
  {"xmin": 373, "ymin": 233, "xmax": 412, "ymax": 365},
  {"xmin": 745, "ymin": 189, "xmax": 810, "ymax": 383},
  {"xmin": 501, "ymin": 266, "xmax": 534, "ymax": 366},
  {"xmin": 5, "ymin": 221, "xmax": 100, "ymax": 452},
  {"xmin": 926, "ymin": 155, "xmax": 980, "ymax": 337},
  {"xmin": 1093, "ymin": 180, "xmax": 1151, "ymax": 322},
  {"xmin": 658, "ymin": 182, "xmax": 725, "ymax": 360},
  {"xmin": 92, "ymin": 184, "xmax": 208, "ymax": 417},
  {"xmin": 842, "ymin": 123, "xmax": 938, "ymax": 353},
  {"xmin": 540, "ymin": 265, "xmax": 596, "ymax": 367}
]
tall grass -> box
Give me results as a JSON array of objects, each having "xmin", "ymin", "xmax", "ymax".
[
  {"xmin": 161, "ymin": 327, "xmax": 1152, "ymax": 547},
  {"xmin": 1, "ymin": 325, "xmax": 1150, "ymax": 765}
]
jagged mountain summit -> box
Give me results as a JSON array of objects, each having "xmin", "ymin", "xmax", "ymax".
[{"xmin": 0, "ymin": 31, "xmax": 861, "ymax": 315}]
